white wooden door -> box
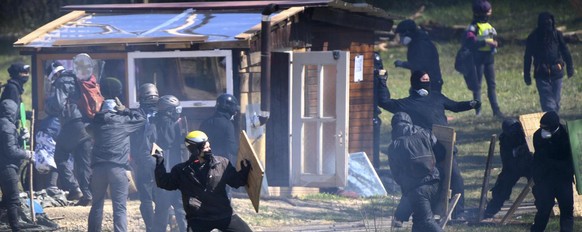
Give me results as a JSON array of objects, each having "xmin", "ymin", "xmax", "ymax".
[{"xmin": 291, "ymin": 51, "xmax": 349, "ymax": 187}]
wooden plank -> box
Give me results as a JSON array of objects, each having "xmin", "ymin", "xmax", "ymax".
[
  {"xmin": 237, "ymin": 130, "xmax": 265, "ymax": 213},
  {"xmin": 519, "ymin": 112, "xmax": 544, "ymax": 153},
  {"xmin": 53, "ymin": 35, "xmax": 209, "ymax": 46},
  {"xmin": 432, "ymin": 125, "xmax": 456, "ymax": 217},
  {"xmin": 479, "ymin": 134, "xmax": 497, "ymax": 221},
  {"xmin": 235, "ymin": 7, "xmax": 306, "ymax": 40},
  {"xmin": 14, "ymin": 11, "xmax": 86, "ymax": 46},
  {"xmin": 500, "ymin": 179, "xmax": 534, "ymax": 225},
  {"xmin": 441, "ymin": 193, "xmax": 461, "ymax": 229}
]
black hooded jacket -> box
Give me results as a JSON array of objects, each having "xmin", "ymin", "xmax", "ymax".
[
  {"xmin": 524, "ymin": 12, "xmax": 574, "ymax": 81},
  {"xmin": 388, "ymin": 112, "xmax": 439, "ymax": 194},
  {"xmin": 0, "ymin": 79, "xmax": 25, "ymax": 108},
  {"xmin": 199, "ymin": 111, "xmax": 238, "ymax": 160},
  {"xmin": 377, "ymin": 78, "xmax": 473, "ymax": 130},
  {"xmin": 0, "ymin": 100, "xmax": 29, "ymax": 170},
  {"xmin": 402, "ymin": 30, "xmax": 443, "ymax": 89},
  {"xmin": 130, "ymin": 106, "xmax": 157, "ymax": 167},
  {"xmin": 91, "ymin": 109, "xmax": 145, "ymax": 168},
  {"xmin": 155, "ymin": 112, "xmax": 186, "ymax": 167},
  {"xmin": 44, "ymin": 72, "xmax": 84, "ymax": 123},
  {"xmin": 531, "ymin": 124, "xmax": 573, "ymax": 183},
  {"xmin": 498, "ymin": 119, "xmax": 532, "ymax": 176},
  {"xmin": 155, "ymin": 155, "xmax": 247, "ymax": 221}
]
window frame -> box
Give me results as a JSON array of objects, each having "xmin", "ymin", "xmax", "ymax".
[{"xmin": 127, "ymin": 50, "xmax": 233, "ymax": 108}]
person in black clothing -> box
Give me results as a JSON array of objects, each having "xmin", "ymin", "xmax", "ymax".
[
  {"xmin": 88, "ymin": 99, "xmax": 145, "ymax": 232},
  {"xmin": 2, "ymin": 63, "xmax": 30, "ymax": 108},
  {"xmin": 464, "ymin": 0, "xmax": 504, "ymax": 118},
  {"xmin": 524, "ymin": 12, "xmax": 574, "ymax": 113},
  {"xmin": 394, "ymin": 19, "xmax": 444, "ymax": 93},
  {"xmin": 199, "ymin": 93, "xmax": 240, "ymax": 163},
  {"xmin": 377, "ymin": 70, "xmax": 480, "ymax": 221},
  {"xmin": 152, "ymin": 95, "xmax": 187, "ymax": 232},
  {"xmin": 483, "ymin": 118, "xmax": 533, "ymax": 219},
  {"xmin": 44, "ymin": 69, "xmax": 93, "ymax": 205},
  {"xmin": 388, "ymin": 112, "xmax": 442, "ymax": 232},
  {"xmin": 0, "ymin": 99, "xmax": 34, "ymax": 232},
  {"xmin": 530, "ymin": 111, "xmax": 573, "ymax": 232},
  {"xmin": 154, "ymin": 130, "xmax": 252, "ymax": 232},
  {"xmin": 129, "ymin": 83, "xmax": 159, "ymax": 232}
]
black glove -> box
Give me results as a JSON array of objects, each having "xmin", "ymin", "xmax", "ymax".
[
  {"xmin": 25, "ymin": 111, "xmax": 33, "ymax": 120},
  {"xmin": 524, "ymin": 73, "xmax": 532, "ymax": 86},
  {"xmin": 239, "ymin": 159, "xmax": 252, "ymax": 177},
  {"xmin": 567, "ymin": 66, "xmax": 574, "ymax": 78},
  {"xmin": 470, "ymin": 99, "xmax": 482, "ymax": 110},
  {"xmin": 153, "ymin": 152, "xmax": 164, "ymax": 166}
]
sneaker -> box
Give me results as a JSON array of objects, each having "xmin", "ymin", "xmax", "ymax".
[
  {"xmin": 67, "ymin": 188, "xmax": 83, "ymax": 201},
  {"xmin": 75, "ymin": 197, "xmax": 92, "ymax": 206},
  {"xmin": 391, "ymin": 220, "xmax": 403, "ymax": 228}
]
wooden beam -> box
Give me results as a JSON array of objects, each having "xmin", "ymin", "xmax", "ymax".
[
  {"xmin": 311, "ymin": 8, "xmax": 392, "ymax": 32},
  {"xmin": 235, "ymin": 7, "xmax": 305, "ymax": 40},
  {"xmin": 14, "ymin": 11, "xmax": 86, "ymax": 46},
  {"xmin": 53, "ymin": 35, "xmax": 208, "ymax": 46},
  {"xmin": 478, "ymin": 134, "xmax": 497, "ymax": 221}
]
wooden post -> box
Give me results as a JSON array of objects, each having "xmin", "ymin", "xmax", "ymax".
[
  {"xmin": 440, "ymin": 193, "xmax": 461, "ymax": 229},
  {"xmin": 29, "ymin": 109, "xmax": 36, "ymax": 224},
  {"xmin": 478, "ymin": 134, "xmax": 497, "ymax": 221}
]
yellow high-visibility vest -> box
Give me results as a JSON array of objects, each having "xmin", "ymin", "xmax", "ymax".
[{"xmin": 475, "ymin": 22, "xmax": 497, "ymax": 52}]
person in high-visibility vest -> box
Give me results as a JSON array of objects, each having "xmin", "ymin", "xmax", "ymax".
[{"xmin": 464, "ymin": 0, "xmax": 505, "ymax": 118}]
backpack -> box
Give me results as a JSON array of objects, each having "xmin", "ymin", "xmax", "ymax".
[
  {"xmin": 76, "ymin": 75, "xmax": 104, "ymax": 119},
  {"xmin": 389, "ymin": 132, "xmax": 436, "ymax": 179}
]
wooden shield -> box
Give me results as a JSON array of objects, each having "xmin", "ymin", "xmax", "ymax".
[
  {"xmin": 432, "ymin": 124, "xmax": 456, "ymax": 217},
  {"xmin": 519, "ymin": 112, "xmax": 544, "ymax": 153},
  {"xmin": 567, "ymin": 119, "xmax": 582, "ymax": 195},
  {"xmin": 236, "ymin": 130, "xmax": 265, "ymax": 213}
]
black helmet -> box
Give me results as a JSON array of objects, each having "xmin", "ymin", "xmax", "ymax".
[
  {"xmin": 158, "ymin": 95, "xmax": 181, "ymax": 112},
  {"xmin": 395, "ymin": 19, "xmax": 417, "ymax": 35},
  {"xmin": 138, "ymin": 83, "xmax": 159, "ymax": 105},
  {"xmin": 216, "ymin": 93, "xmax": 239, "ymax": 116}
]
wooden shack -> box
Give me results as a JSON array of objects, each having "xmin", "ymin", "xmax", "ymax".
[{"xmin": 14, "ymin": 0, "xmax": 394, "ymax": 190}]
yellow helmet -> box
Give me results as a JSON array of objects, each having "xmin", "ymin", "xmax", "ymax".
[{"xmin": 185, "ymin": 130, "xmax": 208, "ymax": 146}]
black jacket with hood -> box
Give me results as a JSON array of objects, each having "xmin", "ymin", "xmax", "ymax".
[
  {"xmin": 377, "ymin": 78, "xmax": 473, "ymax": 130},
  {"xmin": 524, "ymin": 12, "xmax": 574, "ymax": 81},
  {"xmin": 0, "ymin": 79, "xmax": 24, "ymax": 108},
  {"xmin": 403, "ymin": 30, "xmax": 443, "ymax": 90},
  {"xmin": 130, "ymin": 106, "xmax": 157, "ymax": 167},
  {"xmin": 388, "ymin": 112, "xmax": 439, "ymax": 194},
  {"xmin": 531, "ymin": 124, "xmax": 573, "ymax": 183},
  {"xmin": 0, "ymin": 100, "xmax": 29, "ymax": 170},
  {"xmin": 155, "ymin": 154, "xmax": 247, "ymax": 221},
  {"xmin": 91, "ymin": 109, "xmax": 145, "ymax": 168},
  {"xmin": 199, "ymin": 111, "xmax": 238, "ymax": 160}
]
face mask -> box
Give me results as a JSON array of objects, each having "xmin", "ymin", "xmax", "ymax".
[
  {"xmin": 400, "ymin": 36, "xmax": 412, "ymax": 46},
  {"xmin": 19, "ymin": 75, "xmax": 30, "ymax": 83},
  {"xmin": 416, "ymin": 89, "xmax": 429, "ymax": 96},
  {"xmin": 475, "ymin": 15, "xmax": 490, "ymax": 23},
  {"xmin": 541, "ymin": 127, "xmax": 559, "ymax": 139}
]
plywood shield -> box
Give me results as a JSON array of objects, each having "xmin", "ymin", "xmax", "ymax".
[
  {"xmin": 432, "ymin": 124, "xmax": 456, "ymax": 217},
  {"xmin": 237, "ymin": 130, "xmax": 265, "ymax": 213},
  {"xmin": 567, "ymin": 119, "xmax": 582, "ymax": 195},
  {"xmin": 519, "ymin": 112, "xmax": 544, "ymax": 153}
]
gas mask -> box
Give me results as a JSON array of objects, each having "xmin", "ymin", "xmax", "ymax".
[
  {"xmin": 400, "ymin": 36, "xmax": 412, "ymax": 46},
  {"xmin": 541, "ymin": 127, "xmax": 559, "ymax": 139},
  {"xmin": 415, "ymin": 81, "xmax": 431, "ymax": 96}
]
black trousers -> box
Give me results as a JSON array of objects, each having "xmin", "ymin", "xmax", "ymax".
[
  {"xmin": 188, "ymin": 214, "xmax": 252, "ymax": 232},
  {"xmin": 410, "ymin": 181, "xmax": 443, "ymax": 232},
  {"xmin": 1, "ymin": 168, "xmax": 22, "ymax": 231},
  {"xmin": 485, "ymin": 170, "xmax": 530, "ymax": 218},
  {"xmin": 134, "ymin": 159, "xmax": 156, "ymax": 232},
  {"xmin": 54, "ymin": 120, "xmax": 93, "ymax": 199},
  {"xmin": 530, "ymin": 177, "xmax": 573, "ymax": 232}
]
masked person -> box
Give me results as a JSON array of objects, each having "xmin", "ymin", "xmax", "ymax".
[
  {"xmin": 483, "ymin": 118, "xmax": 533, "ymax": 219},
  {"xmin": 524, "ymin": 12, "xmax": 574, "ymax": 113},
  {"xmin": 44, "ymin": 69, "xmax": 93, "ymax": 205},
  {"xmin": 88, "ymin": 99, "xmax": 145, "ymax": 232},
  {"xmin": 388, "ymin": 112, "xmax": 442, "ymax": 232},
  {"xmin": 152, "ymin": 95, "xmax": 187, "ymax": 232},
  {"xmin": 154, "ymin": 130, "xmax": 253, "ymax": 232},
  {"xmin": 129, "ymin": 83, "xmax": 159, "ymax": 232},
  {"xmin": 199, "ymin": 93, "xmax": 240, "ymax": 164},
  {"xmin": 393, "ymin": 20, "xmax": 444, "ymax": 93},
  {"xmin": 2, "ymin": 62, "xmax": 30, "ymax": 108},
  {"xmin": 530, "ymin": 111, "xmax": 573, "ymax": 232},
  {"xmin": 377, "ymin": 70, "xmax": 480, "ymax": 221},
  {"xmin": 0, "ymin": 99, "xmax": 34, "ymax": 232},
  {"xmin": 464, "ymin": 0, "xmax": 504, "ymax": 118}
]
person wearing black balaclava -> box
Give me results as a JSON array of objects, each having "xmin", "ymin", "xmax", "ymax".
[
  {"xmin": 377, "ymin": 70, "xmax": 480, "ymax": 222},
  {"xmin": 464, "ymin": 0, "xmax": 504, "ymax": 118},
  {"xmin": 524, "ymin": 12, "xmax": 574, "ymax": 113},
  {"xmin": 154, "ymin": 130, "xmax": 253, "ymax": 232},
  {"xmin": 152, "ymin": 95, "xmax": 187, "ymax": 232},
  {"xmin": 0, "ymin": 99, "xmax": 34, "ymax": 232},
  {"xmin": 483, "ymin": 118, "xmax": 533, "ymax": 219},
  {"xmin": 199, "ymin": 93, "xmax": 240, "ymax": 164},
  {"xmin": 394, "ymin": 19, "xmax": 444, "ymax": 93},
  {"xmin": 2, "ymin": 62, "xmax": 30, "ymax": 108},
  {"xmin": 530, "ymin": 111, "xmax": 573, "ymax": 232}
]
